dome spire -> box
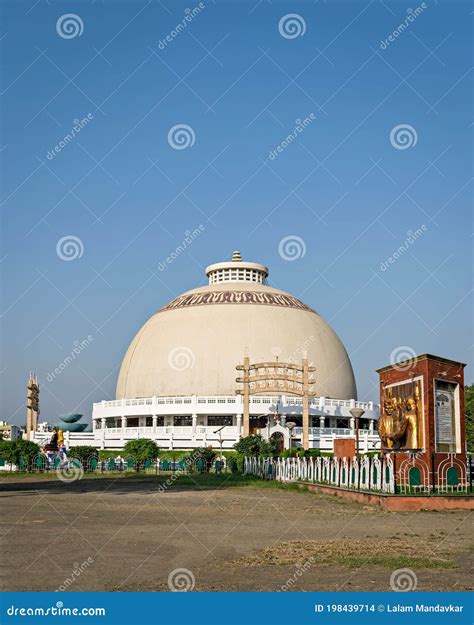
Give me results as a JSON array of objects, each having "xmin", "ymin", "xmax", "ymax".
[{"xmin": 205, "ymin": 251, "xmax": 269, "ymax": 285}]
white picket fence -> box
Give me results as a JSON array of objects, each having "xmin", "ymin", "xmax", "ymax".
[{"xmin": 243, "ymin": 455, "xmax": 395, "ymax": 494}]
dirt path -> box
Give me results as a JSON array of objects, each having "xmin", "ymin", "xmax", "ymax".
[{"xmin": 1, "ymin": 477, "xmax": 472, "ymax": 592}]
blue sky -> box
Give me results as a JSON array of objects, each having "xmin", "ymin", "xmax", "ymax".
[{"xmin": 1, "ymin": 0, "xmax": 472, "ymax": 425}]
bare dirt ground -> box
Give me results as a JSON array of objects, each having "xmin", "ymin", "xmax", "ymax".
[{"xmin": 1, "ymin": 476, "xmax": 472, "ymax": 592}]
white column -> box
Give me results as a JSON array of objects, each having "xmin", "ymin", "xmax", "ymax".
[
  {"xmin": 152, "ymin": 415, "xmax": 157, "ymax": 433},
  {"xmin": 101, "ymin": 418, "xmax": 106, "ymax": 430},
  {"xmin": 192, "ymin": 414, "xmax": 197, "ymax": 435},
  {"xmin": 319, "ymin": 416, "xmax": 325, "ymax": 429},
  {"xmin": 349, "ymin": 417, "xmax": 355, "ymax": 431},
  {"xmin": 64, "ymin": 430, "xmax": 70, "ymax": 450},
  {"xmin": 236, "ymin": 414, "xmax": 242, "ymax": 436},
  {"xmin": 280, "ymin": 415, "xmax": 286, "ymax": 427},
  {"xmin": 122, "ymin": 416, "xmax": 127, "ymax": 433}
]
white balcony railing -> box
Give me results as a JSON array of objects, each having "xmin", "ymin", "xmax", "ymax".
[
  {"xmin": 99, "ymin": 425, "xmax": 240, "ymax": 438},
  {"xmin": 93, "ymin": 394, "xmax": 379, "ymax": 423}
]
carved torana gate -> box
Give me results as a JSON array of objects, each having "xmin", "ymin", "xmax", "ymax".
[{"xmin": 236, "ymin": 357, "xmax": 316, "ymax": 449}]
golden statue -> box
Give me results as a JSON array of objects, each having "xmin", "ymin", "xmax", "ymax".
[
  {"xmin": 380, "ymin": 382, "xmax": 423, "ymax": 451},
  {"xmin": 378, "ymin": 395, "xmax": 395, "ymax": 449},
  {"xmin": 385, "ymin": 396, "xmax": 421, "ymax": 450}
]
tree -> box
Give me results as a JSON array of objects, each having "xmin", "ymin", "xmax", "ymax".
[
  {"xmin": 123, "ymin": 439, "xmax": 160, "ymax": 464},
  {"xmin": 0, "ymin": 439, "xmax": 40, "ymax": 466},
  {"xmin": 465, "ymin": 384, "xmax": 474, "ymax": 452},
  {"xmin": 234, "ymin": 434, "xmax": 278, "ymax": 458}
]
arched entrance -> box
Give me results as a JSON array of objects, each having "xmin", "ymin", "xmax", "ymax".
[{"xmin": 271, "ymin": 431, "xmax": 285, "ymax": 453}]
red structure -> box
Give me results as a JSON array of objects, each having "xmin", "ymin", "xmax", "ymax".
[
  {"xmin": 333, "ymin": 438, "xmax": 356, "ymax": 459},
  {"xmin": 377, "ymin": 354, "xmax": 467, "ymax": 492}
]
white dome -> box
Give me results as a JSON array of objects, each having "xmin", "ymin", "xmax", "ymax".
[{"xmin": 116, "ymin": 253, "xmax": 357, "ymax": 400}]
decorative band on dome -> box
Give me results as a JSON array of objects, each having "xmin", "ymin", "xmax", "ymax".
[{"xmin": 159, "ymin": 290, "xmax": 316, "ymax": 313}]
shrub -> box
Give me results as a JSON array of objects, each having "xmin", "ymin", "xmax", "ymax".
[
  {"xmin": 280, "ymin": 447, "xmax": 306, "ymax": 458},
  {"xmin": 0, "ymin": 439, "xmax": 40, "ymax": 466},
  {"xmin": 70, "ymin": 446, "xmax": 98, "ymax": 467},
  {"xmin": 123, "ymin": 439, "xmax": 160, "ymax": 464},
  {"xmin": 303, "ymin": 449, "xmax": 321, "ymax": 459},
  {"xmin": 234, "ymin": 434, "xmax": 278, "ymax": 458}
]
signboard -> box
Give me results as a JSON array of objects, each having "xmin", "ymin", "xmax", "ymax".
[{"xmin": 435, "ymin": 381, "xmax": 457, "ymax": 453}]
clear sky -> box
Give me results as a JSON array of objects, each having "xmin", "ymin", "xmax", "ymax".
[{"xmin": 1, "ymin": 0, "xmax": 472, "ymax": 426}]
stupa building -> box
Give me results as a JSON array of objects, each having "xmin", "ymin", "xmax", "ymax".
[{"xmin": 92, "ymin": 252, "xmax": 379, "ymax": 450}]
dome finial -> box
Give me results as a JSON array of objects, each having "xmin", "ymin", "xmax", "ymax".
[{"xmin": 231, "ymin": 250, "xmax": 242, "ymax": 262}]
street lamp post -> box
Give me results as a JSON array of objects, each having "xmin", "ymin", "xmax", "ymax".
[
  {"xmin": 349, "ymin": 408, "xmax": 365, "ymax": 456},
  {"xmin": 285, "ymin": 421, "xmax": 296, "ymax": 455},
  {"xmin": 213, "ymin": 425, "xmax": 225, "ymax": 461}
]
